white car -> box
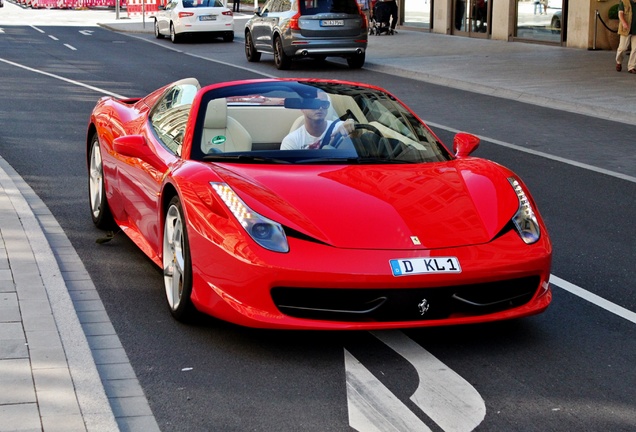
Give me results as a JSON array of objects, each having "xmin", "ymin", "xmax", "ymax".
[{"xmin": 154, "ymin": 0, "xmax": 234, "ymax": 43}]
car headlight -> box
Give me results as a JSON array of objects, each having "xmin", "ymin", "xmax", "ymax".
[
  {"xmin": 508, "ymin": 178, "xmax": 540, "ymax": 244},
  {"xmin": 211, "ymin": 182, "xmax": 289, "ymax": 253}
]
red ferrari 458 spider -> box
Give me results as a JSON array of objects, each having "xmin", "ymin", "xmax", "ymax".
[{"xmin": 87, "ymin": 77, "xmax": 552, "ymax": 330}]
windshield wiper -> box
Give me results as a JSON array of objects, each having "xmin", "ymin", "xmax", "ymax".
[{"xmin": 203, "ymin": 155, "xmax": 291, "ymax": 164}]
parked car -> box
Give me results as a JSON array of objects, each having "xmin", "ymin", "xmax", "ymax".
[
  {"xmin": 154, "ymin": 0, "xmax": 234, "ymax": 43},
  {"xmin": 551, "ymin": 10, "xmax": 562, "ymax": 34},
  {"xmin": 86, "ymin": 77, "xmax": 552, "ymax": 329},
  {"xmin": 244, "ymin": 0, "xmax": 368, "ymax": 70}
]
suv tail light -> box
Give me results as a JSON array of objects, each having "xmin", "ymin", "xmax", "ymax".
[
  {"xmin": 222, "ymin": 10, "xmax": 233, "ymax": 16},
  {"xmin": 289, "ymin": 11, "xmax": 301, "ymax": 30},
  {"xmin": 360, "ymin": 12, "xmax": 368, "ymax": 30},
  {"xmin": 178, "ymin": 11, "xmax": 194, "ymax": 18}
]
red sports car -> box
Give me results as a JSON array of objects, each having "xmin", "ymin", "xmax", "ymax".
[{"xmin": 87, "ymin": 78, "xmax": 552, "ymax": 329}]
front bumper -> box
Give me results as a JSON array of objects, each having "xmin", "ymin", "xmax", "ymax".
[{"xmin": 187, "ymin": 220, "xmax": 552, "ymax": 330}]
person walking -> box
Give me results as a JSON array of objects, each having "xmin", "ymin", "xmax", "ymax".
[
  {"xmin": 616, "ymin": 0, "xmax": 636, "ymax": 73},
  {"xmin": 384, "ymin": 0, "xmax": 398, "ymax": 33},
  {"xmin": 233, "ymin": 0, "xmax": 240, "ymax": 13}
]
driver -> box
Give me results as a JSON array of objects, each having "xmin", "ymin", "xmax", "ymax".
[{"xmin": 281, "ymin": 91, "xmax": 355, "ymax": 150}]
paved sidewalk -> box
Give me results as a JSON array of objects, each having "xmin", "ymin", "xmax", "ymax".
[
  {"xmin": 1, "ymin": 3, "xmax": 635, "ymax": 431},
  {"xmin": 0, "ymin": 154, "xmax": 160, "ymax": 431}
]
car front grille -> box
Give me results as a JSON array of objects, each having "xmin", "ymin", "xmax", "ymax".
[{"xmin": 271, "ymin": 276, "xmax": 541, "ymax": 322}]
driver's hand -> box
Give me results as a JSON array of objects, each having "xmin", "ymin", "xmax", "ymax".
[{"xmin": 332, "ymin": 119, "xmax": 355, "ymax": 138}]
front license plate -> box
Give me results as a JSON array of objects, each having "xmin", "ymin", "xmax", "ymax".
[
  {"xmin": 199, "ymin": 15, "xmax": 216, "ymax": 21},
  {"xmin": 390, "ymin": 257, "xmax": 461, "ymax": 276},
  {"xmin": 320, "ymin": 19, "xmax": 344, "ymax": 26}
]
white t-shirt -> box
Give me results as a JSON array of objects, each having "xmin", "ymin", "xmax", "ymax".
[{"xmin": 281, "ymin": 120, "xmax": 335, "ymax": 150}]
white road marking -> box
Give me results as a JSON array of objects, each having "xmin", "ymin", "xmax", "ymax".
[
  {"xmin": 65, "ymin": 44, "xmax": 77, "ymax": 51},
  {"xmin": 425, "ymin": 121, "xmax": 636, "ymax": 184},
  {"xmin": 31, "ymin": 25, "xmax": 45, "ymax": 33},
  {"xmin": 0, "ymin": 58, "xmax": 126, "ymax": 99},
  {"xmin": 345, "ymin": 349, "xmax": 433, "ymax": 432},
  {"xmin": 79, "ymin": 30, "xmax": 94, "ymax": 36},
  {"xmin": 373, "ymin": 331, "xmax": 486, "ymax": 432},
  {"xmin": 550, "ymin": 275, "xmax": 636, "ymax": 324},
  {"xmin": 48, "ymin": 35, "xmax": 59, "ymax": 41}
]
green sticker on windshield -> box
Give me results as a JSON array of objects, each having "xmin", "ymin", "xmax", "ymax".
[{"xmin": 212, "ymin": 136, "xmax": 226, "ymax": 145}]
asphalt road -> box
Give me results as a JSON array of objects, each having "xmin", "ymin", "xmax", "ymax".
[{"xmin": 0, "ymin": 23, "xmax": 635, "ymax": 432}]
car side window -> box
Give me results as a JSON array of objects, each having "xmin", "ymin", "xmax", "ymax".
[
  {"xmin": 260, "ymin": 0, "xmax": 276, "ymax": 13},
  {"xmin": 150, "ymin": 84, "xmax": 199, "ymax": 156}
]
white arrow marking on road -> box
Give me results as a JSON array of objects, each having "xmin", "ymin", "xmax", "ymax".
[
  {"xmin": 346, "ymin": 349, "xmax": 432, "ymax": 432},
  {"xmin": 346, "ymin": 331, "xmax": 485, "ymax": 432},
  {"xmin": 373, "ymin": 331, "xmax": 486, "ymax": 432},
  {"xmin": 79, "ymin": 30, "xmax": 94, "ymax": 36}
]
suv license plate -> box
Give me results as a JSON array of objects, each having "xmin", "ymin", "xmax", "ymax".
[
  {"xmin": 199, "ymin": 15, "xmax": 217, "ymax": 21},
  {"xmin": 320, "ymin": 19, "xmax": 344, "ymax": 26},
  {"xmin": 389, "ymin": 257, "xmax": 462, "ymax": 276}
]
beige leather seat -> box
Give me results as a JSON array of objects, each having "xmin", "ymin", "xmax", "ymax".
[{"xmin": 201, "ymin": 98, "xmax": 252, "ymax": 154}]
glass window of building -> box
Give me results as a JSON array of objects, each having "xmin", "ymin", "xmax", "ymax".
[
  {"xmin": 404, "ymin": 0, "xmax": 432, "ymax": 29},
  {"xmin": 515, "ymin": 0, "xmax": 564, "ymax": 43}
]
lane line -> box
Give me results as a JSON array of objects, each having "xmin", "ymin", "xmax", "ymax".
[
  {"xmin": 550, "ymin": 275, "xmax": 636, "ymax": 325},
  {"xmin": 0, "ymin": 58, "xmax": 126, "ymax": 98},
  {"xmin": 48, "ymin": 34, "xmax": 59, "ymax": 41},
  {"xmin": 425, "ymin": 121, "xmax": 636, "ymax": 184},
  {"xmin": 345, "ymin": 349, "xmax": 433, "ymax": 432},
  {"xmin": 65, "ymin": 44, "xmax": 77, "ymax": 51},
  {"xmin": 373, "ymin": 331, "xmax": 486, "ymax": 432},
  {"xmin": 30, "ymin": 25, "xmax": 45, "ymax": 33}
]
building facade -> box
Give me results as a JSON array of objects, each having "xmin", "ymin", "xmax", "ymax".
[{"xmin": 397, "ymin": 0, "xmax": 619, "ymax": 50}]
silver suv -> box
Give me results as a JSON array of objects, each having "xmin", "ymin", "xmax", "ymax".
[{"xmin": 244, "ymin": 0, "xmax": 368, "ymax": 70}]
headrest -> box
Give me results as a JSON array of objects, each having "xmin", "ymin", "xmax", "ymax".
[{"xmin": 204, "ymin": 98, "xmax": 227, "ymax": 129}]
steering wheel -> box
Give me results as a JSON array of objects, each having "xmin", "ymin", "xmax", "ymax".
[{"xmin": 320, "ymin": 123, "xmax": 385, "ymax": 149}]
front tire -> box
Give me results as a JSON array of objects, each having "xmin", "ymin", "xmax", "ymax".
[
  {"xmin": 163, "ymin": 196, "xmax": 195, "ymax": 321},
  {"xmin": 245, "ymin": 31, "xmax": 261, "ymax": 62},
  {"xmin": 170, "ymin": 23, "xmax": 181, "ymax": 43},
  {"xmin": 274, "ymin": 36, "xmax": 291, "ymax": 70},
  {"xmin": 88, "ymin": 133, "xmax": 115, "ymax": 229},
  {"xmin": 154, "ymin": 19, "xmax": 164, "ymax": 39}
]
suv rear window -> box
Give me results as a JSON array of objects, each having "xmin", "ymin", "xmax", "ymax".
[{"xmin": 300, "ymin": 0, "xmax": 360, "ymax": 14}]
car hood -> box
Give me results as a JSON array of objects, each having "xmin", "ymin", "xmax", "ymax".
[{"xmin": 214, "ymin": 160, "xmax": 520, "ymax": 250}]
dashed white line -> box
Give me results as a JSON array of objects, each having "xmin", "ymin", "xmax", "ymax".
[
  {"xmin": 65, "ymin": 44, "xmax": 77, "ymax": 51},
  {"xmin": 48, "ymin": 35, "xmax": 59, "ymax": 41}
]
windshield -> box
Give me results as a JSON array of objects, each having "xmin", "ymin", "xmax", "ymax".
[{"xmin": 191, "ymin": 81, "xmax": 452, "ymax": 164}]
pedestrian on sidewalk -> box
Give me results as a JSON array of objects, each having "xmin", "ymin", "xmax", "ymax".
[
  {"xmin": 233, "ymin": 0, "xmax": 240, "ymax": 13},
  {"xmin": 616, "ymin": 0, "xmax": 636, "ymax": 73},
  {"xmin": 533, "ymin": 0, "xmax": 544, "ymax": 15},
  {"xmin": 383, "ymin": 0, "xmax": 398, "ymax": 32}
]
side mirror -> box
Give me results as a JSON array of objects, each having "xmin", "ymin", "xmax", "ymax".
[
  {"xmin": 113, "ymin": 135, "xmax": 154, "ymax": 160},
  {"xmin": 453, "ymin": 132, "xmax": 480, "ymax": 158}
]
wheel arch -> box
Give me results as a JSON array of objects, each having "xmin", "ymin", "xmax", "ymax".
[{"xmin": 86, "ymin": 123, "xmax": 98, "ymax": 169}]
